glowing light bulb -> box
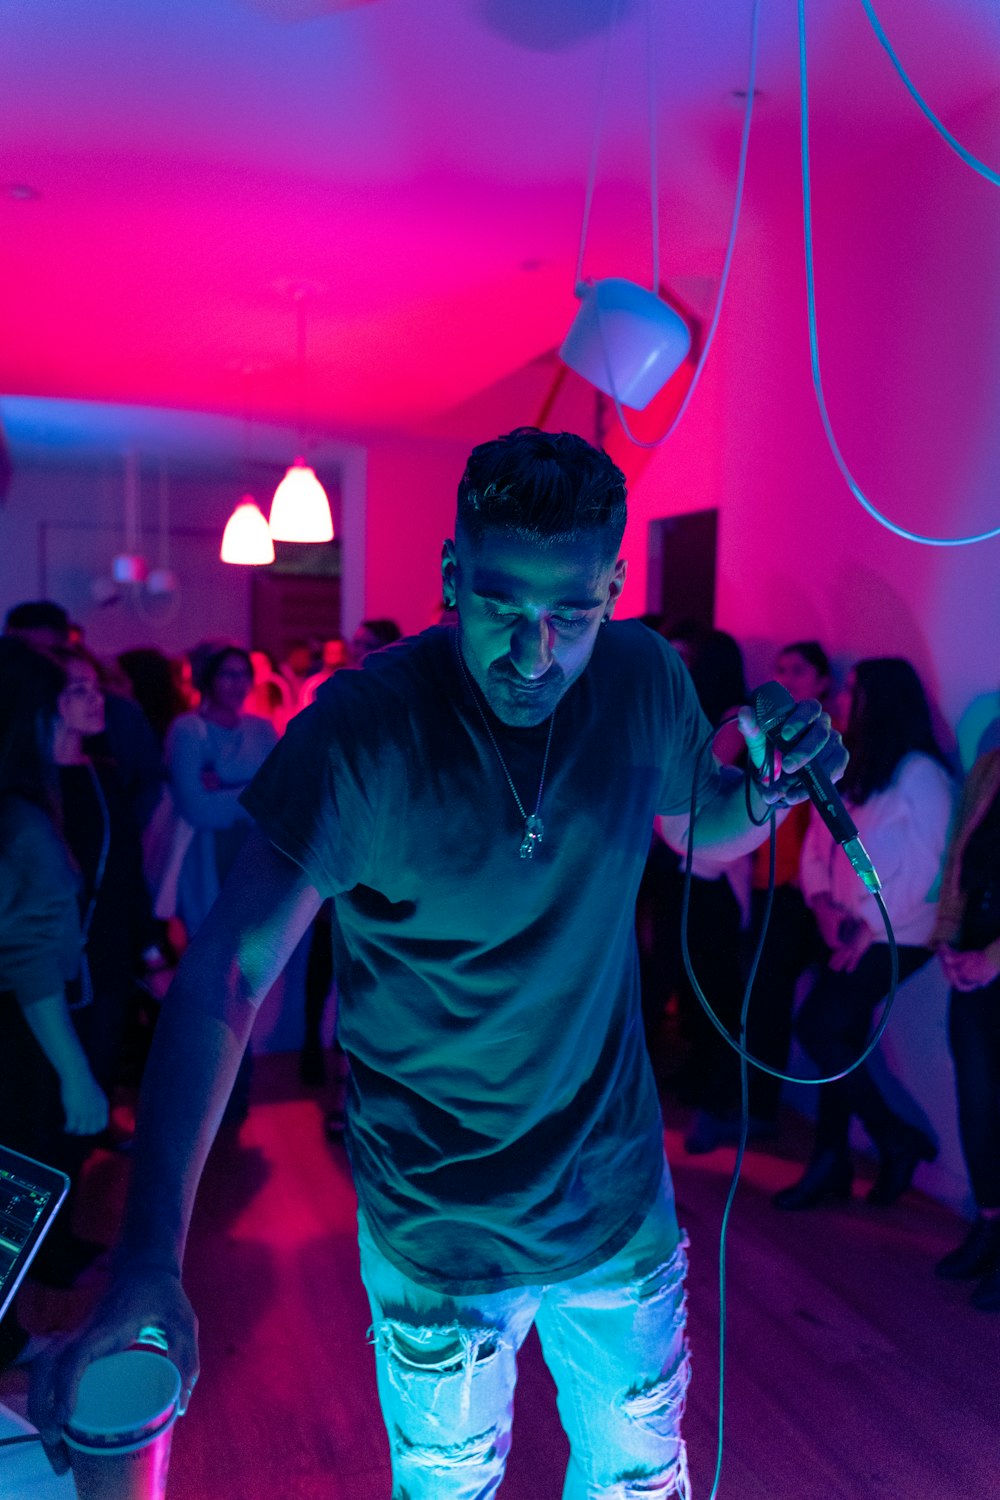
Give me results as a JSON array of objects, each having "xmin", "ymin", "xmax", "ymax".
[
  {"xmin": 220, "ymin": 498, "xmax": 275, "ymax": 565},
  {"xmin": 268, "ymin": 459, "xmax": 333, "ymax": 543}
]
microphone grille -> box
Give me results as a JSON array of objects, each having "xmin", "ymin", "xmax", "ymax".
[{"xmin": 753, "ymin": 679, "xmax": 795, "ymax": 735}]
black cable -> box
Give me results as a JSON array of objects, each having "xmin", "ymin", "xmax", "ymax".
[
  {"xmin": 678, "ymin": 714, "xmax": 899, "ymax": 1500},
  {"xmin": 681, "ymin": 716, "xmax": 900, "ymax": 1088}
]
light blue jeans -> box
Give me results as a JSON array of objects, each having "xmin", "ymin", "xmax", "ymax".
[{"xmin": 358, "ymin": 1162, "xmax": 691, "ymax": 1500}]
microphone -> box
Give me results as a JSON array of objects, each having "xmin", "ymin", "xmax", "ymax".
[{"xmin": 752, "ymin": 680, "xmax": 881, "ymax": 893}]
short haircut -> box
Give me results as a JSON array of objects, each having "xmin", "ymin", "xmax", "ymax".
[
  {"xmin": 456, "ymin": 427, "xmax": 626, "ymax": 558},
  {"xmin": 358, "ymin": 619, "xmax": 402, "ymax": 650},
  {"xmin": 778, "ymin": 640, "xmax": 832, "ymax": 681},
  {"xmin": 4, "ymin": 599, "xmax": 71, "ymax": 638}
]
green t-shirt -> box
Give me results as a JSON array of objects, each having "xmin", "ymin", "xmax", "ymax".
[{"xmin": 241, "ymin": 621, "xmax": 720, "ymax": 1293}]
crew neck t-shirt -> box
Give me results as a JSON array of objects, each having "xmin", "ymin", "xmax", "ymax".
[{"xmin": 241, "ymin": 621, "xmax": 721, "ymax": 1293}]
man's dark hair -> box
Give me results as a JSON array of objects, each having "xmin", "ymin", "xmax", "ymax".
[
  {"xmin": 841, "ymin": 656, "xmax": 951, "ymax": 804},
  {"xmin": 358, "ymin": 619, "xmax": 402, "ymax": 650},
  {"xmin": 119, "ymin": 648, "xmax": 189, "ymax": 746},
  {"xmin": 778, "ymin": 639, "xmax": 832, "ymax": 681},
  {"xmin": 688, "ymin": 629, "xmax": 748, "ymax": 727},
  {"xmin": 456, "ymin": 428, "xmax": 626, "ymax": 556},
  {"xmin": 4, "ymin": 599, "xmax": 71, "ymax": 639}
]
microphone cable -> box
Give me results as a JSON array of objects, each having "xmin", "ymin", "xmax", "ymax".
[{"xmin": 678, "ymin": 715, "xmax": 898, "ymax": 1500}]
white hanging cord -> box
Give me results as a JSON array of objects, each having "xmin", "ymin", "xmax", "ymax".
[
  {"xmin": 647, "ymin": 0, "xmax": 660, "ymax": 295},
  {"xmin": 797, "ymin": 0, "xmax": 1000, "ymax": 545},
  {"xmin": 858, "ymin": 0, "xmax": 1000, "ymax": 188},
  {"xmin": 295, "ymin": 291, "xmax": 307, "ymax": 454},
  {"xmin": 575, "ymin": 0, "xmax": 623, "ymax": 292},
  {"xmin": 600, "ymin": 0, "xmax": 761, "ymax": 449},
  {"xmin": 157, "ymin": 459, "xmax": 171, "ymax": 571},
  {"xmin": 123, "ymin": 449, "xmax": 141, "ymax": 556}
]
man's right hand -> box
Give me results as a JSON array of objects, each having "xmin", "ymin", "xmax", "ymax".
[{"xmin": 28, "ymin": 1264, "xmax": 199, "ymax": 1475}]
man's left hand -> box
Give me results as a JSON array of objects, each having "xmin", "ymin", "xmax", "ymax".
[{"xmin": 737, "ymin": 698, "xmax": 847, "ymax": 808}]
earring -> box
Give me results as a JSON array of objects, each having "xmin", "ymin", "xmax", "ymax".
[{"xmin": 443, "ymin": 586, "xmax": 456, "ymax": 609}]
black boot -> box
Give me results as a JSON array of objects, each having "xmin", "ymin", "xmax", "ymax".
[
  {"xmin": 935, "ymin": 1216, "xmax": 1000, "ymax": 1280},
  {"xmin": 867, "ymin": 1122, "xmax": 937, "ymax": 1206},
  {"xmin": 773, "ymin": 1150, "xmax": 853, "ymax": 1210}
]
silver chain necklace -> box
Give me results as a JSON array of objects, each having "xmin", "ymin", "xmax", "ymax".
[{"xmin": 455, "ymin": 636, "xmax": 556, "ymax": 859}]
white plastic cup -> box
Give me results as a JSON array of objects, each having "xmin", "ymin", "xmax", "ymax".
[{"xmin": 63, "ymin": 1350, "xmax": 181, "ymax": 1500}]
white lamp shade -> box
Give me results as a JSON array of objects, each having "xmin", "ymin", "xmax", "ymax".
[
  {"xmin": 221, "ymin": 498, "xmax": 275, "ymax": 566},
  {"xmin": 559, "ymin": 278, "xmax": 691, "ymax": 411},
  {"xmin": 268, "ymin": 460, "xmax": 334, "ymax": 543}
]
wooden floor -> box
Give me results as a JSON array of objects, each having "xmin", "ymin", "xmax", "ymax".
[{"xmin": 4, "ymin": 1051, "xmax": 999, "ymax": 1499}]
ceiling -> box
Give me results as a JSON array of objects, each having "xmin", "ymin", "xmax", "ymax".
[{"xmin": 1, "ymin": 0, "xmax": 998, "ymax": 442}]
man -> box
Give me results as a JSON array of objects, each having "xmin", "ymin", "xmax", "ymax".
[{"xmin": 31, "ymin": 429, "xmax": 844, "ymax": 1498}]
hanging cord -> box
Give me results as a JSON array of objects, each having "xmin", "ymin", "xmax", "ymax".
[
  {"xmin": 589, "ymin": 0, "xmax": 762, "ymax": 449},
  {"xmin": 858, "ymin": 0, "xmax": 1000, "ymax": 188},
  {"xmin": 681, "ymin": 715, "xmax": 899, "ymax": 1500},
  {"xmin": 647, "ymin": 0, "xmax": 660, "ymax": 296},
  {"xmin": 681, "ymin": 718, "xmax": 899, "ymax": 1084},
  {"xmin": 575, "ymin": 0, "xmax": 623, "ymax": 291},
  {"xmin": 797, "ymin": 0, "xmax": 1000, "ymax": 546}
]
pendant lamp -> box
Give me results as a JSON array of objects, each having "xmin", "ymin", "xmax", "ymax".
[
  {"xmin": 269, "ymin": 459, "xmax": 333, "ymax": 542},
  {"xmin": 561, "ymin": 0, "xmax": 692, "ymax": 419},
  {"xmin": 221, "ymin": 497, "xmax": 276, "ymax": 565},
  {"xmin": 269, "ymin": 289, "xmax": 334, "ymax": 543}
]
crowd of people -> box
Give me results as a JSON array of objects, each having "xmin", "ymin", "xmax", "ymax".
[
  {"xmin": 0, "ymin": 602, "xmax": 400, "ymax": 1369},
  {"xmin": 0, "ymin": 426, "xmax": 996, "ymax": 1500},
  {"xmin": 1, "ymin": 574, "xmax": 998, "ymax": 1394},
  {"xmin": 633, "ymin": 617, "xmax": 999, "ymax": 1312}
]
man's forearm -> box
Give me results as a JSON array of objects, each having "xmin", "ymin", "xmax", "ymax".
[
  {"xmin": 683, "ymin": 765, "xmax": 790, "ymax": 862},
  {"xmin": 113, "ymin": 827, "xmax": 322, "ymax": 1277},
  {"xmin": 117, "ymin": 958, "xmax": 257, "ymax": 1276}
]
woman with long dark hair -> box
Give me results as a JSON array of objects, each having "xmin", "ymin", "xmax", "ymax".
[
  {"xmin": 0, "ymin": 639, "xmax": 107, "ymax": 1361},
  {"xmin": 774, "ymin": 657, "xmax": 953, "ymax": 1210}
]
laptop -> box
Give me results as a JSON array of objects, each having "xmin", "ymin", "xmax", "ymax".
[{"xmin": 0, "ymin": 1143, "xmax": 69, "ymax": 1325}]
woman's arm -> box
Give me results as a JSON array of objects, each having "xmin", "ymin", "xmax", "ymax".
[
  {"xmin": 22, "ymin": 995, "xmax": 108, "ymax": 1135},
  {"xmin": 165, "ymin": 717, "xmax": 247, "ymax": 829}
]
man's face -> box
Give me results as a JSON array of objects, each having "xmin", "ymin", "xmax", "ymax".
[{"xmin": 442, "ymin": 526, "xmax": 626, "ymax": 728}]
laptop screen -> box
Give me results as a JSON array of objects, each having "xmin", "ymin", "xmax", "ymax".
[{"xmin": 0, "ymin": 1144, "xmax": 69, "ymax": 1323}]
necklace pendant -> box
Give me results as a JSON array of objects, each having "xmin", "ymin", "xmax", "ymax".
[{"xmin": 520, "ymin": 814, "xmax": 544, "ymax": 860}]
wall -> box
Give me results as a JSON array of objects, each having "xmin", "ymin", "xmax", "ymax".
[
  {"xmin": 0, "ymin": 461, "xmax": 254, "ymax": 657},
  {"xmin": 360, "ymin": 433, "xmax": 472, "ymax": 636},
  {"xmin": 0, "ymin": 401, "xmax": 367, "ymax": 657}
]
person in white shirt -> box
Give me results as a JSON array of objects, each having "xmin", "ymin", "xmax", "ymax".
[{"xmin": 773, "ymin": 657, "xmax": 954, "ymax": 1210}]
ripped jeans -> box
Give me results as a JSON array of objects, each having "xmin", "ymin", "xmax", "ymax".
[{"xmin": 358, "ymin": 1162, "xmax": 691, "ymax": 1500}]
